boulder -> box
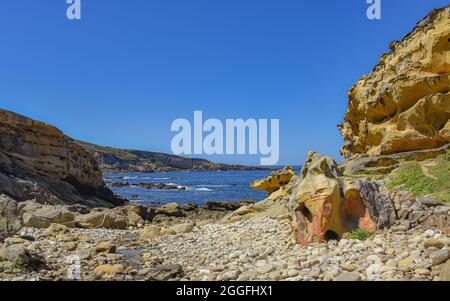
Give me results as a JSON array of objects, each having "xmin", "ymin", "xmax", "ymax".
[
  {"xmin": 0, "ymin": 244, "xmax": 30, "ymax": 265},
  {"xmin": 23, "ymin": 205, "xmax": 77, "ymax": 228},
  {"xmin": 76, "ymin": 212, "xmax": 127, "ymax": 229},
  {"xmin": 147, "ymin": 202, "xmax": 185, "ymax": 219},
  {"xmin": 0, "ymin": 194, "xmax": 22, "ymax": 241},
  {"xmin": 289, "ymin": 151, "xmax": 396, "ymax": 245},
  {"xmin": 250, "ymin": 166, "xmax": 296, "ymax": 194},
  {"xmin": 339, "ymin": 7, "xmax": 450, "ymax": 158},
  {"xmin": 111, "ymin": 204, "xmax": 149, "ymax": 227},
  {"xmin": 142, "ymin": 225, "xmax": 162, "ymax": 240},
  {"xmin": 170, "ymin": 223, "xmax": 195, "ymax": 234}
]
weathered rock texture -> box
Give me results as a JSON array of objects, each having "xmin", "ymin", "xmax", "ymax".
[
  {"xmin": 0, "ymin": 109, "xmax": 124, "ymax": 207},
  {"xmin": 0, "ymin": 194, "xmax": 22, "ymax": 241},
  {"xmin": 251, "ymin": 166, "xmax": 295, "ymax": 195},
  {"xmin": 289, "ymin": 152, "xmax": 396, "ymax": 245},
  {"xmin": 339, "ymin": 6, "xmax": 450, "ymax": 158}
]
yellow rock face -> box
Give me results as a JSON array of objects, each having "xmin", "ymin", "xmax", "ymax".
[
  {"xmin": 339, "ymin": 6, "xmax": 450, "ymax": 158},
  {"xmin": 250, "ymin": 166, "xmax": 295, "ymax": 194}
]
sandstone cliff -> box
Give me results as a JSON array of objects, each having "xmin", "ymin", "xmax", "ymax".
[
  {"xmin": 0, "ymin": 109, "xmax": 124, "ymax": 207},
  {"xmin": 339, "ymin": 6, "xmax": 450, "ymax": 159}
]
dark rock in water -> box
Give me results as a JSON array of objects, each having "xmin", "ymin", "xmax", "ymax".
[
  {"xmin": 0, "ymin": 109, "xmax": 125, "ymax": 208},
  {"xmin": 0, "ymin": 194, "xmax": 23, "ymax": 241},
  {"xmin": 145, "ymin": 264, "xmax": 184, "ymax": 281},
  {"xmin": 111, "ymin": 181, "xmax": 187, "ymax": 190},
  {"xmin": 110, "ymin": 182, "xmax": 131, "ymax": 188}
]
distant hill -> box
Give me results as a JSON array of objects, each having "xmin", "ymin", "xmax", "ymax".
[{"xmin": 77, "ymin": 141, "xmax": 272, "ymax": 173}]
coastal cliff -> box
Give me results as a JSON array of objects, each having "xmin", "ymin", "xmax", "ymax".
[
  {"xmin": 0, "ymin": 6, "xmax": 449, "ymax": 282},
  {"xmin": 0, "ymin": 109, "xmax": 124, "ymax": 207},
  {"xmin": 77, "ymin": 141, "xmax": 271, "ymax": 173},
  {"xmin": 339, "ymin": 7, "xmax": 449, "ymax": 158}
]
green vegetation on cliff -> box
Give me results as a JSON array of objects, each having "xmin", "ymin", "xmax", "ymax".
[{"xmin": 387, "ymin": 152, "xmax": 450, "ymax": 203}]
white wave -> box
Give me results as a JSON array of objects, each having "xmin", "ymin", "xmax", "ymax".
[
  {"xmin": 184, "ymin": 187, "xmax": 213, "ymax": 192},
  {"xmin": 195, "ymin": 188, "xmax": 213, "ymax": 191}
]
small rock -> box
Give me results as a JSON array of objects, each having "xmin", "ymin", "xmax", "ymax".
[
  {"xmin": 334, "ymin": 272, "xmax": 361, "ymax": 281},
  {"xmin": 430, "ymin": 249, "xmax": 450, "ymax": 265},
  {"xmin": 94, "ymin": 241, "xmax": 116, "ymax": 254},
  {"xmin": 423, "ymin": 239, "xmax": 445, "ymax": 249},
  {"xmin": 170, "ymin": 223, "xmax": 195, "ymax": 234},
  {"xmin": 257, "ymin": 264, "xmax": 275, "ymax": 274},
  {"xmin": 95, "ymin": 264, "xmax": 124, "ymax": 274}
]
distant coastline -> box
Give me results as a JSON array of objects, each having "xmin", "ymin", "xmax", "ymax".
[{"xmin": 78, "ymin": 140, "xmax": 276, "ymax": 174}]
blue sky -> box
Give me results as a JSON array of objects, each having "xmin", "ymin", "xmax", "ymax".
[{"xmin": 0, "ymin": 0, "xmax": 448, "ymax": 165}]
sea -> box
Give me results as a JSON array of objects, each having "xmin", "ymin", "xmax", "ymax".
[{"xmin": 104, "ymin": 168, "xmax": 301, "ymax": 206}]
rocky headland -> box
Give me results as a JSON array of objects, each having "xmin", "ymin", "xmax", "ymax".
[
  {"xmin": 77, "ymin": 141, "xmax": 272, "ymax": 173},
  {"xmin": 0, "ymin": 5, "xmax": 449, "ymax": 282}
]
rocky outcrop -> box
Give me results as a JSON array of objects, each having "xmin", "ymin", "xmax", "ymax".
[
  {"xmin": 339, "ymin": 143, "xmax": 450, "ymax": 176},
  {"xmin": 0, "ymin": 195, "xmax": 22, "ymax": 241},
  {"xmin": 0, "ymin": 109, "xmax": 124, "ymax": 208},
  {"xmin": 250, "ymin": 166, "xmax": 295, "ymax": 195},
  {"xmin": 339, "ymin": 6, "xmax": 450, "ymax": 159},
  {"xmin": 288, "ymin": 152, "xmax": 396, "ymax": 245},
  {"xmin": 109, "ymin": 182, "xmax": 187, "ymax": 191}
]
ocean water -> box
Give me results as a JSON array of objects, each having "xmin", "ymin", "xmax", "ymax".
[{"xmin": 104, "ymin": 168, "xmax": 300, "ymax": 206}]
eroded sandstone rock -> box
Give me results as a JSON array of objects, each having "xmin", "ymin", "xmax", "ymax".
[
  {"xmin": 250, "ymin": 166, "xmax": 296, "ymax": 195},
  {"xmin": 289, "ymin": 152, "xmax": 396, "ymax": 245},
  {"xmin": 339, "ymin": 6, "xmax": 450, "ymax": 158}
]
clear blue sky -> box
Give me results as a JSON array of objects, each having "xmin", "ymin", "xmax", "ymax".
[{"xmin": 0, "ymin": 0, "xmax": 447, "ymax": 165}]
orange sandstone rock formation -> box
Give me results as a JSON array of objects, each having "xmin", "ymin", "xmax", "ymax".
[
  {"xmin": 250, "ymin": 166, "xmax": 295, "ymax": 195},
  {"xmin": 339, "ymin": 6, "xmax": 450, "ymax": 159},
  {"xmin": 289, "ymin": 152, "xmax": 396, "ymax": 245}
]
